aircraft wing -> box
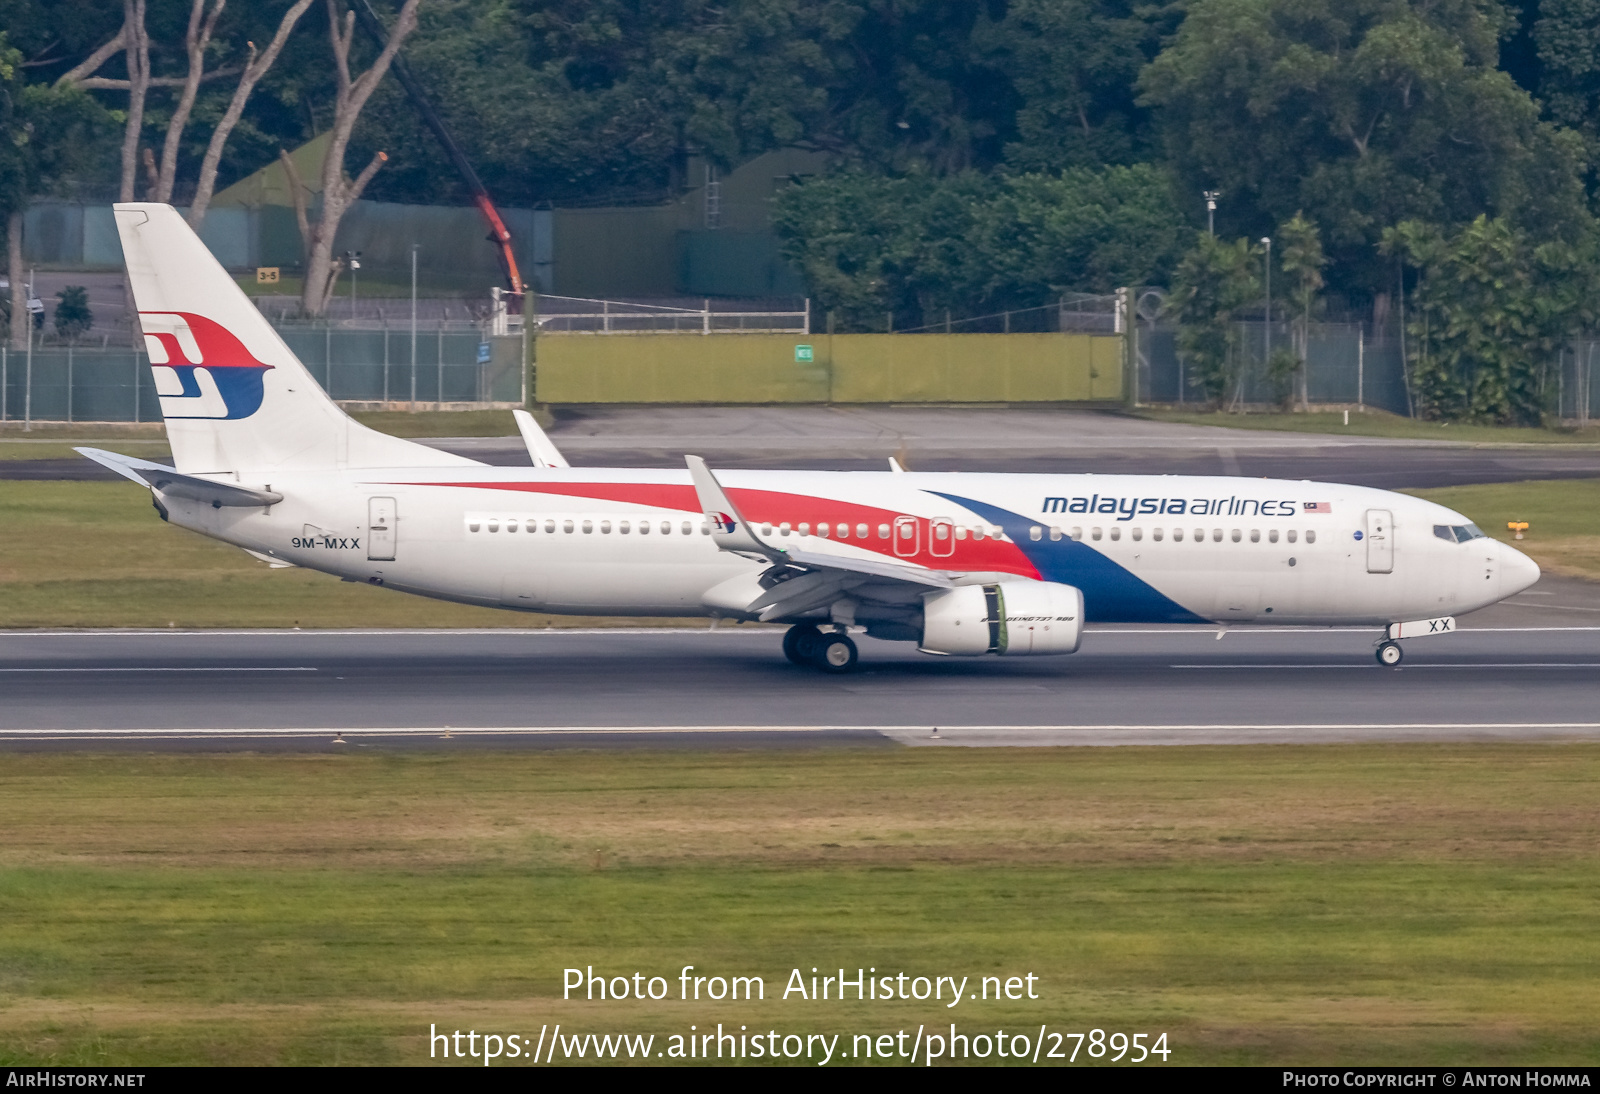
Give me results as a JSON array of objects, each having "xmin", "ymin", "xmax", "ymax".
[
  {"xmin": 75, "ymin": 447, "xmax": 283, "ymax": 507},
  {"xmin": 686, "ymin": 455, "xmax": 953, "ymax": 620},
  {"xmin": 512, "ymin": 409, "xmax": 569, "ymax": 468}
]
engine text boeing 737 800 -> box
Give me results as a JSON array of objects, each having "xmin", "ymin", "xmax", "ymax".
[{"xmin": 78, "ymin": 204, "xmax": 1542, "ymax": 671}]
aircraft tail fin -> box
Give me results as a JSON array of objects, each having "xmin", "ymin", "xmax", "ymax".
[{"xmin": 113, "ymin": 202, "xmax": 479, "ymax": 474}]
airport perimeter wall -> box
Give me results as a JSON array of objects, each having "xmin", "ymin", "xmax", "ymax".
[{"xmin": 533, "ymin": 332, "xmax": 1126, "ymax": 404}]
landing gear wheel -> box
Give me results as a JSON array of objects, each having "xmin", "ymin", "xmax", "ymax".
[
  {"xmin": 783, "ymin": 624, "xmax": 823, "ymax": 666},
  {"xmin": 1376, "ymin": 641, "xmax": 1403, "ymax": 667},
  {"xmin": 815, "ymin": 633, "xmax": 858, "ymax": 673}
]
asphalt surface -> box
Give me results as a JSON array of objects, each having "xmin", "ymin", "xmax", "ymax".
[
  {"xmin": 3, "ymin": 576, "xmax": 1598, "ymax": 751},
  {"xmin": 13, "ymin": 406, "xmax": 1600, "ymax": 487}
]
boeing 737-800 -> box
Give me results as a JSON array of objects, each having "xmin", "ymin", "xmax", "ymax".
[{"xmin": 79, "ymin": 204, "xmax": 1542, "ymax": 671}]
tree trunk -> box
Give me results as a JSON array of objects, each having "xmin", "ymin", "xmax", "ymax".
[
  {"xmin": 8, "ymin": 211, "xmax": 24, "ymax": 350},
  {"xmin": 156, "ymin": 0, "xmax": 225, "ymax": 203},
  {"xmin": 187, "ymin": 0, "xmax": 315, "ymax": 228},
  {"xmin": 297, "ymin": 0, "xmax": 420, "ymax": 316},
  {"xmin": 118, "ymin": 0, "xmax": 151, "ymax": 204}
]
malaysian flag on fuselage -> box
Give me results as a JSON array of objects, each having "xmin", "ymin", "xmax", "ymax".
[{"xmin": 1303, "ymin": 501, "xmax": 1332, "ymax": 514}]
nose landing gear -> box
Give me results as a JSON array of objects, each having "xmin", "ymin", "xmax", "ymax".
[{"xmin": 783, "ymin": 624, "xmax": 859, "ymax": 672}]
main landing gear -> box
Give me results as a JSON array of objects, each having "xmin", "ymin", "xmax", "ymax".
[
  {"xmin": 1375, "ymin": 641, "xmax": 1403, "ymax": 667},
  {"xmin": 783, "ymin": 624, "xmax": 858, "ymax": 673}
]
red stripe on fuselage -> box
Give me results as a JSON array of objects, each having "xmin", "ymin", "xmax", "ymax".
[{"xmin": 400, "ymin": 479, "xmax": 1041, "ymax": 579}]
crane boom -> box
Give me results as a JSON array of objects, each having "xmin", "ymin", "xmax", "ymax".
[{"xmin": 351, "ymin": 0, "xmax": 524, "ymax": 300}]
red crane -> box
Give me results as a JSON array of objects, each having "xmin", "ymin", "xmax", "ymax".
[{"xmin": 351, "ymin": 0, "xmax": 524, "ymax": 308}]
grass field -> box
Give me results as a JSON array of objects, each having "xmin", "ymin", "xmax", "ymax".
[
  {"xmin": 1132, "ymin": 407, "xmax": 1600, "ymax": 445},
  {"xmin": 0, "ymin": 745, "xmax": 1595, "ymax": 1066}
]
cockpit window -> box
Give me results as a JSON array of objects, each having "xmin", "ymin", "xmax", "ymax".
[{"xmin": 1435, "ymin": 523, "xmax": 1487, "ymax": 543}]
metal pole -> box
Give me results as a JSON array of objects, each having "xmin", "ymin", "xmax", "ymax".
[
  {"xmin": 133, "ymin": 347, "xmax": 139, "ymax": 422},
  {"xmin": 66, "ymin": 343, "xmax": 72, "ymax": 423},
  {"xmin": 383, "ymin": 320, "xmax": 390, "ymax": 403},
  {"xmin": 1261, "ymin": 237, "xmax": 1271, "ymax": 380},
  {"xmin": 436, "ymin": 325, "xmax": 443, "ymax": 408},
  {"xmin": 2, "ymin": 345, "xmax": 6, "ymax": 421},
  {"xmin": 410, "ymin": 244, "xmax": 418, "ymax": 405},
  {"xmin": 804, "ymin": 298, "xmax": 810, "ymax": 336},
  {"xmin": 1357, "ymin": 323, "xmax": 1364, "ymax": 410},
  {"xmin": 23, "ymin": 267, "xmax": 33, "ymax": 432}
]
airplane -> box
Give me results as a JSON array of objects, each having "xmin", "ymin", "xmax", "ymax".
[{"xmin": 78, "ymin": 203, "xmax": 1542, "ymax": 672}]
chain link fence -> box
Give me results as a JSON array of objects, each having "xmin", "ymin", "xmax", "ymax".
[{"xmin": 0, "ymin": 321, "xmax": 524, "ymax": 423}]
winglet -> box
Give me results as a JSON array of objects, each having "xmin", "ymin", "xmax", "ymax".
[
  {"xmin": 684, "ymin": 455, "xmax": 781, "ymax": 560},
  {"xmin": 512, "ymin": 409, "xmax": 569, "ymax": 468}
]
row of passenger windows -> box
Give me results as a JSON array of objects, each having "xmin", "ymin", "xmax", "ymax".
[
  {"xmin": 462, "ymin": 514, "xmax": 1315, "ymax": 546},
  {"xmin": 1028, "ymin": 525, "xmax": 1317, "ymax": 545},
  {"xmin": 465, "ymin": 515, "xmax": 1009, "ymax": 541}
]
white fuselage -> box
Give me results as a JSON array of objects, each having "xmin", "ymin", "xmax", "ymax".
[{"xmin": 160, "ymin": 467, "xmax": 1539, "ymax": 628}]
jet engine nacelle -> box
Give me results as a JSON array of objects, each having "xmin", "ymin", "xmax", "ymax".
[{"xmin": 920, "ymin": 580, "xmax": 1083, "ymax": 656}]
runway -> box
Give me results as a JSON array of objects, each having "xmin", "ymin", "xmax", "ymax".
[{"xmin": 4, "ymin": 580, "xmax": 1599, "ymax": 750}]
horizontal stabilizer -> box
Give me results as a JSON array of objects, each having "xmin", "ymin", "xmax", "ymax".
[{"xmin": 75, "ymin": 447, "xmax": 282, "ymax": 507}]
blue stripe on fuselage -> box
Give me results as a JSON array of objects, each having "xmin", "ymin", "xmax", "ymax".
[{"xmin": 930, "ymin": 492, "xmax": 1208, "ymax": 624}]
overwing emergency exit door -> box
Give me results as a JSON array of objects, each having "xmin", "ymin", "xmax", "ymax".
[
  {"xmin": 1365, "ymin": 508, "xmax": 1392, "ymax": 573},
  {"xmin": 368, "ymin": 496, "xmax": 396, "ymax": 561}
]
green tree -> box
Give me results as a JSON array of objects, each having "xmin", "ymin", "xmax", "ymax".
[
  {"xmin": 53, "ymin": 284, "xmax": 92, "ymax": 340},
  {"xmin": 1167, "ymin": 233, "xmax": 1260, "ymax": 406},
  {"xmin": 1276, "ymin": 212, "xmax": 1326, "ymax": 408},
  {"xmin": 1139, "ymin": 0, "xmax": 1590, "ymax": 296},
  {"xmin": 773, "ymin": 164, "xmax": 1187, "ymax": 331},
  {"xmin": 1382, "ymin": 215, "xmax": 1598, "ymax": 424},
  {"xmin": 1535, "ymin": 0, "xmax": 1600, "ymax": 164}
]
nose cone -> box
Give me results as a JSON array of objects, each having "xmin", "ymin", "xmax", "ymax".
[{"xmin": 1499, "ymin": 540, "xmax": 1541, "ymax": 598}]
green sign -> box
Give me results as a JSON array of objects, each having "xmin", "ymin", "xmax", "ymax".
[{"xmin": 794, "ymin": 344, "xmax": 814, "ymax": 363}]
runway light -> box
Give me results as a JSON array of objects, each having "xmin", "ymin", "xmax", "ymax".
[{"xmin": 1508, "ymin": 521, "xmax": 1529, "ymax": 540}]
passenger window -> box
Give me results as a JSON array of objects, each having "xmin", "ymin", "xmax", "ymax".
[
  {"xmin": 681, "ymin": 521, "xmax": 692, "ymax": 535},
  {"xmin": 817, "ymin": 523, "xmax": 830, "ymax": 538},
  {"xmin": 582, "ymin": 520, "xmax": 593, "ymax": 534},
  {"xmin": 1030, "ymin": 526, "xmax": 1042, "ymax": 541},
  {"xmin": 619, "ymin": 520, "xmax": 630, "ymax": 534},
  {"xmin": 761, "ymin": 524, "xmax": 773, "ymax": 536},
  {"xmin": 1091, "ymin": 528, "xmax": 1102, "ymax": 541},
  {"xmin": 601, "ymin": 520, "xmax": 612, "ymax": 534},
  {"xmin": 468, "ymin": 521, "xmax": 480, "ymax": 533},
  {"xmin": 507, "ymin": 519, "xmax": 518, "ymax": 532},
  {"xmin": 935, "ymin": 524, "xmax": 949, "ymax": 540},
  {"xmin": 1212, "ymin": 529, "xmax": 1223, "ymax": 542},
  {"xmin": 838, "ymin": 522, "xmax": 850, "ymax": 538},
  {"xmin": 1070, "ymin": 527, "xmax": 1083, "ymax": 541},
  {"xmin": 1110, "ymin": 527, "xmax": 1121, "ymax": 541},
  {"xmin": 1049, "ymin": 527, "xmax": 1062, "ymax": 541},
  {"xmin": 1250, "ymin": 529, "xmax": 1259, "ymax": 543},
  {"xmin": 638, "ymin": 521, "xmax": 649, "ymax": 535},
  {"xmin": 544, "ymin": 520, "xmax": 555, "ymax": 534},
  {"xmin": 1131, "ymin": 528, "xmax": 1143, "ymax": 542},
  {"xmin": 701, "ymin": 522, "xmax": 711, "ymax": 535},
  {"xmin": 563, "ymin": 519, "xmax": 574, "ymax": 534},
  {"xmin": 1152, "ymin": 528, "xmax": 1163, "ymax": 542},
  {"xmin": 857, "ymin": 523, "xmax": 869, "ymax": 539},
  {"xmin": 972, "ymin": 527, "xmax": 986, "ymax": 541},
  {"xmin": 1287, "ymin": 529, "xmax": 1297, "ymax": 543},
  {"xmin": 780, "ymin": 522, "xmax": 791, "ymax": 536},
  {"xmin": 799, "ymin": 522, "xmax": 810, "ymax": 535},
  {"xmin": 1230, "ymin": 529, "xmax": 1241, "ymax": 543},
  {"xmin": 1306, "ymin": 530, "xmax": 1316, "ymax": 544},
  {"xmin": 1269, "ymin": 529, "xmax": 1279, "ymax": 543},
  {"xmin": 1173, "ymin": 528, "xmax": 1183, "ymax": 541}
]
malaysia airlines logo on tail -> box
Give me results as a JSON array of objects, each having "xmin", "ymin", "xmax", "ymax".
[
  {"xmin": 708, "ymin": 511, "xmax": 737, "ymax": 534},
  {"xmin": 140, "ymin": 311, "xmax": 274, "ymax": 420}
]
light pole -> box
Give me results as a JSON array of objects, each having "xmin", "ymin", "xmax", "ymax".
[
  {"xmin": 1204, "ymin": 191, "xmax": 1220, "ymax": 236},
  {"xmin": 409, "ymin": 244, "xmax": 418, "ymax": 405},
  {"xmin": 1261, "ymin": 236, "xmax": 1272, "ymax": 373},
  {"xmin": 345, "ymin": 250, "xmax": 361, "ymax": 316}
]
